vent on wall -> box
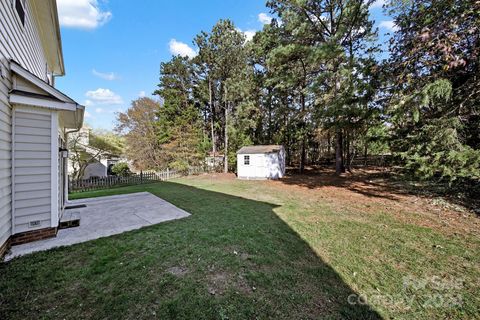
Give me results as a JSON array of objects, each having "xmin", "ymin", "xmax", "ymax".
[{"xmin": 29, "ymin": 220, "xmax": 41, "ymax": 228}]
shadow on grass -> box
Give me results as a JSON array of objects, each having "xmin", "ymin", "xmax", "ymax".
[
  {"xmin": 281, "ymin": 167, "xmax": 479, "ymax": 213},
  {"xmin": 1, "ymin": 181, "xmax": 382, "ymax": 319}
]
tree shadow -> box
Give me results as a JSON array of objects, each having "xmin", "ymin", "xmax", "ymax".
[
  {"xmin": 0, "ymin": 180, "xmax": 383, "ymax": 319},
  {"xmin": 281, "ymin": 166, "xmax": 405, "ymax": 201},
  {"xmin": 280, "ymin": 166, "xmax": 478, "ymax": 214}
]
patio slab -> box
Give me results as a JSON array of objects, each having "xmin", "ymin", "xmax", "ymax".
[{"xmin": 5, "ymin": 192, "xmax": 190, "ymax": 261}]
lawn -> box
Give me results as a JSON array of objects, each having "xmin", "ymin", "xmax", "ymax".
[{"xmin": 1, "ymin": 171, "xmax": 478, "ymax": 319}]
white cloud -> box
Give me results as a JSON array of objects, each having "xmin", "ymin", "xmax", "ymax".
[
  {"xmin": 370, "ymin": 0, "xmax": 386, "ymax": 9},
  {"xmin": 84, "ymin": 99, "xmax": 94, "ymax": 107},
  {"xmin": 169, "ymin": 39, "xmax": 197, "ymax": 58},
  {"xmin": 84, "ymin": 111, "xmax": 92, "ymax": 118},
  {"xmin": 258, "ymin": 13, "xmax": 272, "ymax": 25},
  {"xmin": 57, "ymin": 0, "xmax": 112, "ymax": 29},
  {"xmin": 92, "ymin": 69, "xmax": 118, "ymax": 81},
  {"xmin": 138, "ymin": 91, "xmax": 146, "ymax": 98},
  {"xmin": 95, "ymin": 108, "xmax": 104, "ymax": 113},
  {"xmin": 243, "ymin": 30, "xmax": 256, "ymax": 41},
  {"xmin": 236, "ymin": 28, "xmax": 257, "ymax": 42},
  {"xmin": 85, "ymin": 88, "xmax": 123, "ymax": 105},
  {"xmin": 379, "ymin": 20, "xmax": 399, "ymax": 32}
]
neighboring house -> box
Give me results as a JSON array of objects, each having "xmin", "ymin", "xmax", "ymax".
[
  {"xmin": 237, "ymin": 145, "xmax": 286, "ymax": 180},
  {"xmin": 68, "ymin": 126, "xmax": 123, "ymax": 179},
  {"xmin": 83, "ymin": 155, "xmax": 122, "ymax": 179},
  {"xmin": 0, "ymin": 0, "xmax": 85, "ymax": 256}
]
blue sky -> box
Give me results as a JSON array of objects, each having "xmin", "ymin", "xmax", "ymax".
[{"xmin": 55, "ymin": 0, "xmax": 393, "ymax": 130}]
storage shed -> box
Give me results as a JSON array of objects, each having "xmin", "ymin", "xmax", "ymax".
[{"xmin": 237, "ymin": 145, "xmax": 286, "ymax": 180}]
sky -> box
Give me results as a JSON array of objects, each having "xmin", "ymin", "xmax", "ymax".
[{"xmin": 55, "ymin": 0, "xmax": 393, "ymax": 130}]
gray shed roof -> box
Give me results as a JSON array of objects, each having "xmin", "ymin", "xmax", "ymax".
[{"xmin": 237, "ymin": 145, "xmax": 283, "ymax": 154}]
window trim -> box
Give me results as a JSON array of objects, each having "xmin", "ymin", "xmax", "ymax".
[{"xmin": 244, "ymin": 155, "xmax": 250, "ymax": 166}]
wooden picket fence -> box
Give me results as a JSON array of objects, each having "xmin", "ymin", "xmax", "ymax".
[{"xmin": 69, "ymin": 167, "xmax": 205, "ymax": 193}]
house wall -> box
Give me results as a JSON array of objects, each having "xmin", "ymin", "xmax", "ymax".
[
  {"xmin": 83, "ymin": 160, "xmax": 108, "ymax": 179},
  {"xmin": 0, "ymin": 0, "xmax": 51, "ymax": 251},
  {"xmin": 12, "ymin": 107, "xmax": 55, "ymax": 234}
]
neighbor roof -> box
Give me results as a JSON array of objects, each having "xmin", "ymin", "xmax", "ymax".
[{"xmin": 237, "ymin": 145, "xmax": 283, "ymax": 154}]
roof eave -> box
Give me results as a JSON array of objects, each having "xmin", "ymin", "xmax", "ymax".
[{"xmin": 30, "ymin": 0, "xmax": 65, "ymax": 76}]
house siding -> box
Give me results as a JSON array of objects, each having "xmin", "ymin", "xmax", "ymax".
[
  {"xmin": 0, "ymin": 0, "xmax": 50, "ymax": 249},
  {"xmin": 13, "ymin": 108, "xmax": 52, "ymax": 233}
]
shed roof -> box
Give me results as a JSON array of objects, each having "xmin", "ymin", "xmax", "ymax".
[{"xmin": 237, "ymin": 145, "xmax": 283, "ymax": 154}]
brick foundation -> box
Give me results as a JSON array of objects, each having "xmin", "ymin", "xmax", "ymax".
[
  {"xmin": 11, "ymin": 227, "xmax": 58, "ymax": 246},
  {"xmin": 0, "ymin": 238, "xmax": 11, "ymax": 258}
]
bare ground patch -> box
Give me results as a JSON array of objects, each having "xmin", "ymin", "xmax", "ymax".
[{"xmin": 266, "ymin": 168, "xmax": 480, "ymax": 236}]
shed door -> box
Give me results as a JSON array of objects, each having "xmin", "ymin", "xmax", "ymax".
[{"xmin": 254, "ymin": 154, "xmax": 266, "ymax": 177}]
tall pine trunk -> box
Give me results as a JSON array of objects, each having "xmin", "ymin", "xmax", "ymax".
[
  {"xmin": 267, "ymin": 88, "xmax": 272, "ymax": 143},
  {"xmin": 334, "ymin": 68, "xmax": 344, "ymax": 175},
  {"xmin": 346, "ymin": 130, "xmax": 351, "ymax": 172},
  {"xmin": 335, "ymin": 129, "xmax": 344, "ymax": 175},
  {"xmin": 224, "ymin": 86, "xmax": 229, "ymax": 173},
  {"xmin": 209, "ymin": 80, "xmax": 216, "ymax": 167},
  {"xmin": 299, "ymin": 91, "xmax": 306, "ymax": 173}
]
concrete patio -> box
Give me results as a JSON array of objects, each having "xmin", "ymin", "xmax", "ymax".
[{"xmin": 5, "ymin": 192, "xmax": 190, "ymax": 261}]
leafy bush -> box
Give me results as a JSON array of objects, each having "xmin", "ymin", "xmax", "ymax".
[{"xmin": 111, "ymin": 162, "xmax": 131, "ymax": 177}]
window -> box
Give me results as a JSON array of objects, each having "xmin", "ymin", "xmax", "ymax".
[
  {"xmin": 244, "ymin": 155, "xmax": 250, "ymax": 165},
  {"xmin": 15, "ymin": 0, "xmax": 26, "ymax": 26}
]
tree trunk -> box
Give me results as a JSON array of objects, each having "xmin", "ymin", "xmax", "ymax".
[
  {"xmin": 335, "ymin": 129, "xmax": 344, "ymax": 175},
  {"xmin": 333, "ymin": 64, "xmax": 344, "ymax": 175},
  {"xmin": 209, "ymin": 79, "xmax": 216, "ymax": 167},
  {"xmin": 364, "ymin": 141, "xmax": 368, "ymax": 166},
  {"xmin": 300, "ymin": 138, "xmax": 306, "ymax": 173},
  {"xmin": 327, "ymin": 130, "xmax": 331, "ymax": 159},
  {"xmin": 299, "ymin": 91, "xmax": 306, "ymax": 173},
  {"xmin": 346, "ymin": 129, "xmax": 351, "ymax": 172},
  {"xmin": 267, "ymin": 88, "xmax": 272, "ymax": 143},
  {"xmin": 224, "ymin": 87, "xmax": 229, "ymax": 173}
]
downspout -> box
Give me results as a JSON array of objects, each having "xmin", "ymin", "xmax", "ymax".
[{"xmin": 64, "ymin": 104, "xmax": 84, "ymax": 203}]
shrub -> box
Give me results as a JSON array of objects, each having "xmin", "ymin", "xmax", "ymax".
[{"xmin": 111, "ymin": 162, "xmax": 131, "ymax": 177}]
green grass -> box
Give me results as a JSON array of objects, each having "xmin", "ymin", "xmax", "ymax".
[{"xmin": 1, "ymin": 176, "xmax": 478, "ymax": 319}]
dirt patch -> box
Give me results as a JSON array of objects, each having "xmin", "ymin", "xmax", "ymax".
[
  {"xmin": 207, "ymin": 270, "xmax": 253, "ymax": 296},
  {"xmin": 268, "ymin": 168, "xmax": 479, "ymax": 236},
  {"xmin": 166, "ymin": 266, "xmax": 188, "ymax": 277}
]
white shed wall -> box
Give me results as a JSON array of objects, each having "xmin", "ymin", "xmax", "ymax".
[
  {"xmin": 0, "ymin": 0, "xmax": 51, "ymax": 247},
  {"xmin": 237, "ymin": 150, "xmax": 285, "ymax": 180}
]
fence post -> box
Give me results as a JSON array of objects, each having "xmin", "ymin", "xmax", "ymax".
[{"xmin": 140, "ymin": 170, "xmax": 143, "ymax": 184}]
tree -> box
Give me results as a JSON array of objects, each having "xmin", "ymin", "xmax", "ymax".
[
  {"xmin": 195, "ymin": 20, "xmax": 248, "ymax": 172},
  {"xmin": 387, "ymin": 0, "xmax": 480, "ymax": 182},
  {"xmin": 154, "ymin": 56, "xmax": 206, "ymax": 171},
  {"xmin": 267, "ymin": 0, "xmax": 378, "ymax": 174},
  {"xmin": 115, "ymin": 97, "xmax": 165, "ymax": 170}
]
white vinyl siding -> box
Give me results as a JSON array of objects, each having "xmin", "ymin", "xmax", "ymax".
[
  {"xmin": 0, "ymin": 1, "xmax": 50, "ymax": 81},
  {"xmin": 0, "ymin": 91, "xmax": 12, "ymax": 247},
  {"xmin": 0, "ymin": 0, "xmax": 51, "ymax": 247},
  {"xmin": 13, "ymin": 109, "xmax": 52, "ymax": 233}
]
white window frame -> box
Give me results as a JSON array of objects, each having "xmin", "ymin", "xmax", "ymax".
[{"xmin": 244, "ymin": 155, "xmax": 250, "ymax": 166}]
